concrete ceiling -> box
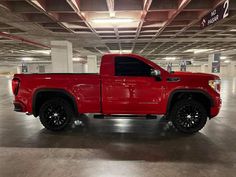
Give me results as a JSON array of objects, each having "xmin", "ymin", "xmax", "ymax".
[{"xmin": 0, "ymin": 0, "xmax": 236, "ymax": 64}]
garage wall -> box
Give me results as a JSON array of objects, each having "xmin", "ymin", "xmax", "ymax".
[
  {"xmin": 44, "ymin": 63, "xmax": 86, "ymax": 73},
  {"xmin": 45, "ymin": 64, "xmax": 52, "ymax": 73},
  {"xmin": 0, "ymin": 66, "xmax": 17, "ymax": 74},
  {"xmin": 14, "ymin": 62, "xmax": 86, "ymax": 74},
  {"xmin": 170, "ymin": 64, "xmax": 236, "ymax": 77},
  {"xmin": 16, "ymin": 64, "xmax": 50, "ymax": 73},
  {"xmin": 1, "ymin": 62, "xmax": 236, "ymax": 77},
  {"xmin": 73, "ymin": 62, "xmax": 86, "ymax": 73}
]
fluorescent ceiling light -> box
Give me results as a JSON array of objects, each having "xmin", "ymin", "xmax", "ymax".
[
  {"xmin": 22, "ymin": 57, "xmax": 33, "ymax": 61},
  {"xmin": 164, "ymin": 57, "xmax": 176, "ymax": 60},
  {"xmin": 110, "ymin": 50, "xmax": 132, "ymax": 54},
  {"xmin": 184, "ymin": 49, "xmax": 213, "ymax": 54},
  {"xmin": 193, "ymin": 49, "xmax": 212, "ymax": 54},
  {"xmin": 121, "ymin": 50, "xmax": 132, "ymax": 53},
  {"xmin": 224, "ymin": 60, "xmax": 231, "ymax": 63},
  {"xmin": 220, "ymin": 56, "xmax": 227, "ymax": 60},
  {"xmin": 73, "ymin": 57, "xmax": 83, "ymax": 61},
  {"xmin": 19, "ymin": 50, "xmax": 51, "ymax": 55},
  {"xmin": 92, "ymin": 18, "xmax": 134, "ymax": 24},
  {"xmin": 30, "ymin": 50, "xmax": 51, "ymax": 55},
  {"xmin": 110, "ymin": 50, "xmax": 120, "ymax": 53}
]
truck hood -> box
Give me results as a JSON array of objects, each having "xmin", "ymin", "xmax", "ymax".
[{"xmin": 170, "ymin": 71, "xmax": 220, "ymax": 80}]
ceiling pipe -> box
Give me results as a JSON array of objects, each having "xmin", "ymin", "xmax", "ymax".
[{"xmin": 0, "ymin": 32, "xmax": 50, "ymax": 49}]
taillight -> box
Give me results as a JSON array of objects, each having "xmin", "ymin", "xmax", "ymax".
[{"xmin": 12, "ymin": 78, "xmax": 20, "ymax": 95}]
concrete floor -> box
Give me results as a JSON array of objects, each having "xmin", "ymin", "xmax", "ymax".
[{"xmin": 0, "ymin": 75, "xmax": 236, "ymax": 177}]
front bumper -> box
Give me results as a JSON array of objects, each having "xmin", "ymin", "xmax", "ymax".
[{"xmin": 210, "ymin": 96, "xmax": 222, "ymax": 118}]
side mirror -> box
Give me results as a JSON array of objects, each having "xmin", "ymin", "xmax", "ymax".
[{"xmin": 151, "ymin": 69, "xmax": 161, "ymax": 77}]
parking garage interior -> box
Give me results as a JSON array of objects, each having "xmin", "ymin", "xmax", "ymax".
[{"xmin": 0, "ymin": 0, "xmax": 236, "ymax": 176}]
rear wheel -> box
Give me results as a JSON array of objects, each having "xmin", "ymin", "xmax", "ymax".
[
  {"xmin": 39, "ymin": 98, "xmax": 74, "ymax": 131},
  {"xmin": 171, "ymin": 99, "xmax": 207, "ymax": 134}
]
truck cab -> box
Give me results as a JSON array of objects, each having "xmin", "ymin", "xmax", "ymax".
[{"xmin": 100, "ymin": 54, "xmax": 168, "ymax": 114}]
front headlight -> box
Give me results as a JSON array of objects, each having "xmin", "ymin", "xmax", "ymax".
[{"xmin": 209, "ymin": 79, "xmax": 221, "ymax": 93}]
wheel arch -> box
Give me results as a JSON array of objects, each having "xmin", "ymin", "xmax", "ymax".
[
  {"xmin": 32, "ymin": 88, "xmax": 78, "ymax": 117},
  {"xmin": 166, "ymin": 89, "xmax": 214, "ymax": 117}
]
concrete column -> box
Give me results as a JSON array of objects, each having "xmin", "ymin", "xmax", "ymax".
[
  {"xmin": 228, "ymin": 61, "xmax": 236, "ymax": 77},
  {"xmin": 87, "ymin": 55, "xmax": 98, "ymax": 73},
  {"xmin": 73, "ymin": 62, "xmax": 85, "ymax": 73},
  {"xmin": 16, "ymin": 66, "xmax": 21, "ymax": 74},
  {"xmin": 51, "ymin": 41, "xmax": 73, "ymax": 73},
  {"xmin": 83, "ymin": 63, "xmax": 88, "ymax": 73},
  {"xmin": 201, "ymin": 64, "xmax": 207, "ymax": 73},
  {"xmin": 45, "ymin": 64, "xmax": 52, "ymax": 73},
  {"xmin": 208, "ymin": 54, "xmax": 214, "ymax": 73}
]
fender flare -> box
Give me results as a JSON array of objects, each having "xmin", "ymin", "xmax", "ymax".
[
  {"xmin": 166, "ymin": 89, "xmax": 214, "ymax": 112},
  {"xmin": 32, "ymin": 88, "xmax": 78, "ymax": 117}
]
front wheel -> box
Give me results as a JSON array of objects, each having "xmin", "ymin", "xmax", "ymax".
[
  {"xmin": 170, "ymin": 100, "xmax": 207, "ymax": 134},
  {"xmin": 39, "ymin": 98, "xmax": 74, "ymax": 131}
]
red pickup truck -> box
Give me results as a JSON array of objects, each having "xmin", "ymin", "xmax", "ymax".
[{"xmin": 12, "ymin": 54, "xmax": 221, "ymax": 134}]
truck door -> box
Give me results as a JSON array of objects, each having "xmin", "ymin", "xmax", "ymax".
[{"xmin": 102, "ymin": 56, "xmax": 165, "ymax": 114}]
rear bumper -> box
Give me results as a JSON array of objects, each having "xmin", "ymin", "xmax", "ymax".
[
  {"xmin": 13, "ymin": 101, "xmax": 26, "ymax": 112},
  {"xmin": 210, "ymin": 96, "xmax": 221, "ymax": 118}
]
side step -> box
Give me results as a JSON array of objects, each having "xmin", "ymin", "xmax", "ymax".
[{"xmin": 93, "ymin": 114, "xmax": 157, "ymax": 119}]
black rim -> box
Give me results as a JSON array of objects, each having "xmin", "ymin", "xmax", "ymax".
[
  {"xmin": 176, "ymin": 104, "xmax": 202, "ymax": 129},
  {"xmin": 43, "ymin": 104, "xmax": 67, "ymax": 128}
]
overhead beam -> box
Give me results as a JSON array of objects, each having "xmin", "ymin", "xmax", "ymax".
[
  {"xmin": 26, "ymin": 0, "xmax": 73, "ymax": 33},
  {"xmin": 149, "ymin": 0, "xmax": 178, "ymax": 11},
  {"xmin": 139, "ymin": 0, "xmax": 192, "ymax": 54},
  {"xmin": 131, "ymin": 0, "xmax": 152, "ymax": 52},
  {"xmin": 106, "ymin": 0, "xmax": 115, "ymax": 17},
  {"xmin": 145, "ymin": 0, "xmax": 228, "ymax": 56},
  {"xmin": 0, "ymin": 32, "xmax": 49, "ymax": 49},
  {"xmin": 169, "ymin": 14, "xmax": 236, "ymax": 53},
  {"xmin": 103, "ymin": 37, "xmax": 236, "ymax": 43},
  {"xmin": 184, "ymin": 0, "xmax": 212, "ymax": 10},
  {"xmin": 106, "ymin": 0, "xmax": 121, "ymax": 52},
  {"xmin": 66, "ymin": 0, "xmax": 110, "ymax": 52}
]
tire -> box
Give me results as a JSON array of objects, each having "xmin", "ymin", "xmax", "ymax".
[
  {"xmin": 39, "ymin": 98, "xmax": 74, "ymax": 131},
  {"xmin": 170, "ymin": 99, "xmax": 207, "ymax": 134}
]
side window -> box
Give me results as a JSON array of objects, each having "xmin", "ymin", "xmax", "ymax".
[{"xmin": 115, "ymin": 56, "xmax": 153, "ymax": 76}]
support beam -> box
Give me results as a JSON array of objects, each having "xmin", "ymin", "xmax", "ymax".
[
  {"xmin": 170, "ymin": 15, "xmax": 236, "ymax": 54},
  {"xmin": 144, "ymin": 0, "xmax": 227, "ymax": 56},
  {"xmin": 26, "ymin": 0, "xmax": 73, "ymax": 33},
  {"xmin": 208, "ymin": 54, "xmax": 214, "ymax": 73},
  {"xmin": 87, "ymin": 55, "xmax": 98, "ymax": 73},
  {"xmin": 0, "ymin": 32, "xmax": 49, "ymax": 49},
  {"xmin": 51, "ymin": 41, "xmax": 73, "ymax": 73},
  {"xmin": 139, "ymin": 0, "xmax": 192, "ymax": 54},
  {"xmin": 66, "ymin": 0, "xmax": 110, "ymax": 52},
  {"xmin": 228, "ymin": 61, "xmax": 236, "ymax": 77},
  {"xmin": 103, "ymin": 37, "xmax": 236, "ymax": 43},
  {"xmin": 106, "ymin": 0, "xmax": 121, "ymax": 52},
  {"xmin": 131, "ymin": 0, "xmax": 152, "ymax": 52}
]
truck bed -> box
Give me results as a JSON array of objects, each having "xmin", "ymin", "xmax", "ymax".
[{"xmin": 14, "ymin": 73, "xmax": 101, "ymax": 114}]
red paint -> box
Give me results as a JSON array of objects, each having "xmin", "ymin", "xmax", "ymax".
[{"xmin": 12, "ymin": 54, "xmax": 221, "ymax": 118}]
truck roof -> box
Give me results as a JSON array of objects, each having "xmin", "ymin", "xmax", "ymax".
[{"xmin": 102, "ymin": 53, "xmax": 142, "ymax": 58}]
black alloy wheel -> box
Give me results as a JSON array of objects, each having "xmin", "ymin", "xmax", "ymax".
[
  {"xmin": 39, "ymin": 98, "xmax": 74, "ymax": 131},
  {"xmin": 171, "ymin": 99, "xmax": 207, "ymax": 134}
]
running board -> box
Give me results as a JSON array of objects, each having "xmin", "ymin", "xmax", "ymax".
[{"xmin": 93, "ymin": 114, "xmax": 157, "ymax": 119}]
